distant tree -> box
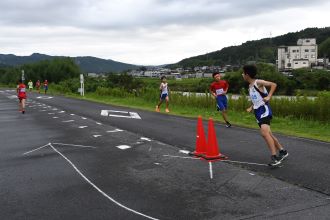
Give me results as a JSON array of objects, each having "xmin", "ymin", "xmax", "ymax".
[{"xmin": 319, "ymin": 37, "xmax": 330, "ymax": 58}]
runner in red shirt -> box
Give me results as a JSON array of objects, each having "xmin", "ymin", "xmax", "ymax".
[
  {"xmin": 43, "ymin": 80, "xmax": 48, "ymax": 94},
  {"xmin": 35, "ymin": 80, "xmax": 41, "ymax": 94},
  {"xmin": 17, "ymin": 79, "xmax": 27, "ymax": 114},
  {"xmin": 210, "ymin": 72, "xmax": 231, "ymax": 127}
]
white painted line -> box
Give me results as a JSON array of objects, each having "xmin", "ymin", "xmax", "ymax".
[
  {"xmin": 53, "ymin": 117, "xmax": 59, "ymax": 119},
  {"xmin": 106, "ymin": 129, "xmax": 123, "ymax": 133},
  {"xmin": 116, "ymin": 145, "xmax": 131, "ymax": 150},
  {"xmin": 70, "ymin": 114, "xmax": 75, "ymax": 116},
  {"xmin": 52, "ymin": 108, "xmax": 58, "ymax": 111},
  {"xmin": 96, "ymin": 122, "xmax": 102, "ymax": 125},
  {"xmin": 23, "ymin": 143, "xmax": 50, "ymax": 155},
  {"xmin": 108, "ymin": 114, "xmax": 132, "ymax": 118},
  {"xmin": 7, "ymin": 95, "xmax": 17, "ymax": 99},
  {"xmin": 48, "ymin": 144, "xmax": 158, "ymax": 220},
  {"xmin": 48, "ymin": 113, "xmax": 55, "ymax": 115},
  {"xmin": 93, "ymin": 135, "xmax": 102, "ymax": 138},
  {"xmin": 62, "ymin": 120, "xmax": 74, "ymax": 123},
  {"xmin": 101, "ymin": 110, "xmax": 109, "ymax": 116},
  {"xmin": 163, "ymin": 155, "xmax": 200, "ymax": 160},
  {"xmin": 179, "ymin": 150, "xmax": 190, "ymax": 155},
  {"xmin": 209, "ymin": 162, "xmax": 213, "ymax": 179},
  {"xmin": 129, "ymin": 112, "xmax": 141, "ymax": 119},
  {"xmin": 52, "ymin": 143, "xmax": 96, "ymax": 148},
  {"xmin": 78, "ymin": 126, "xmax": 88, "ymax": 128},
  {"xmin": 249, "ymin": 173, "xmax": 255, "ymax": 176},
  {"xmin": 59, "ymin": 111, "xmax": 65, "ymax": 113},
  {"xmin": 154, "ymin": 163, "xmax": 161, "ymax": 165},
  {"xmin": 140, "ymin": 137, "xmax": 151, "ymax": 142},
  {"xmin": 81, "ymin": 117, "xmax": 87, "ymax": 120},
  {"xmin": 36, "ymin": 96, "xmax": 53, "ymax": 99},
  {"xmin": 222, "ymin": 160, "xmax": 269, "ymax": 167},
  {"xmin": 101, "ymin": 110, "xmax": 141, "ymax": 120}
]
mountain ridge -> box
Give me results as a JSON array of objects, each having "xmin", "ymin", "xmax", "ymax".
[{"xmin": 0, "ymin": 53, "xmax": 139, "ymax": 73}]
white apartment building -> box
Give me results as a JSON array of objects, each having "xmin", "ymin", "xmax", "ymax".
[{"xmin": 277, "ymin": 38, "xmax": 318, "ymax": 71}]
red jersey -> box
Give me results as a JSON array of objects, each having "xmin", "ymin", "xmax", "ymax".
[
  {"xmin": 36, "ymin": 81, "xmax": 41, "ymax": 88},
  {"xmin": 17, "ymin": 83, "xmax": 27, "ymax": 99},
  {"xmin": 210, "ymin": 80, "xmax": 229, "ymax": 96}
]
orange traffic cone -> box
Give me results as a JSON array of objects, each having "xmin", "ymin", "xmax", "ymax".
[
  {"xmin": 189, "ymin": 116, "xmax": 207, "ymax": 157},
  {"xmin": 203, "ymin": 118, "xmax": 228, "ymax": 161}
]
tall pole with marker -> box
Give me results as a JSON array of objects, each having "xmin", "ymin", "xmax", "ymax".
[
  {"xmin": 21, "ymin": 70, "xmax": 25, "ymax": 82},
  {"xmin": 80, "ymin": 74, "xmax": 84, "ymax": 96}
]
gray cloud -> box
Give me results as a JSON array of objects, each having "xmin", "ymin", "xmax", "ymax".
[
  {"xmin": 0, "ymin": 0, "xmax": 328, "ymax": 29},
  {"xmin": 0, "ymin": 0, "xmax": 329, "ymax": 65}
]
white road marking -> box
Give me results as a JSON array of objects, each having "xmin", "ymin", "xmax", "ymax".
[
  {"xmin": 53, "ymin": 117, "xmax": 59, "ymax": 119},
  {"xmin": 70, "ymin": 114, "xmax": 75, "ymax": 116},
  {"xmin": 81, "ymin": 117, "xmax": 87, "ymax": 120},
  {"xmin": 48, "ymin": 113, "xmax": 55, "ymax": 115},
  {"xmin": 140, "ymin": 137, "xmax": 151, "ymax": 142},
  {"xmin": 36, "ymin": 96, "xmax": 53, "ymax": 99},
  {"xmin": 222, "ymin": 160, "xmax": 269, "ymax": 166},
  {"xmin": 59, "ymin": 111, "xmax": 65, "ymax": 113},
  {"xmin": 52, "ymin": 143, "xmax": 96, "ymax": 148},
  {"xmin": 163, "ymin": 155, "xmax": 199, "ymax": 160},
  {"xmin": 78, "ymin": 126, "xmax": 88, "ymax": 128},
  {"xmin": 62, "ymin": 120, "xmax": 74, "ymax": 123},
  {"xmin": 101, "ymin": 110, "xmax": 141, "ymax": 119},
  {"xmin": 23, "ymin": 143, "xmax": 51, "ymax": 155},
  {"xmin": 106, "ymin": 129, "xmax": 123, "ymax": 133},
  {"xmin": 179, "ymin": 150, "xmax": 190, "ymax": 155},
  {"xmin": 209, "ymin": 162, "xmax": 213, "ymax": 179},
  {"xmin": 96, "ymin": 122, "xmax": 102, "ymax": 125},
  {"xmin": 48, "ymin": 144, "xmax": 158, "ymax": 220},
  {"xmin": 93, "ymin": 135, "xmax": 102, "ymax": 138},
  {"xmin": 116, "ymin": 145, "xmax": 131, "ymax": 150}
]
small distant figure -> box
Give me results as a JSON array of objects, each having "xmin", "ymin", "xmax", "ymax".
[
  {"xmin": 242, "ymin": 64, "xmax": 289, "ymax": 167},
  {"xmin": 43, "ymin": 79, "xmax": 48, "ymax": 94},
  {"xmin": 28, "ymin": 80, "xmax": 33, "ymax": 92},
  {"xmin": 35, "ymin": 80, "xmax": 41, "ymax": 94},
  {"xmin": 155, "ymin": 76, "xmax": 170, "ymax": 113},
  {"xmin": 17, "ymin": 79, "xmax": 27, "ymax": 114},
  {"xmin": 210, "ymin": 72, "xmax": 231, "ymax": 128}
]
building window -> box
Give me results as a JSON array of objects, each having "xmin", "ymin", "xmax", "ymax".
[
  {"xmin": 311, "ymin": 55, "xmax": 315, "ymax": 58},
  {"xmin": 305, "ymin": 55, "xmax": 309, "ymax": 58},
  {"xmin": 287, "ymin": 63, "xmax": 291, "ymax": 67},
  {"xmin": 295, "ymin": 62, "xmax": 298, "ymax": 64},
  {"xmin": 297, "ymin": 50, "xmax": 299, "ymax": 52},
  {"xmin": 303, "ymin": 62, "xmax": 306, "ymax": 64},
  {"xmin": 306, "ymin": 40, "xmax": 310, "ymax": 43},
  {"xmin": 292, "ymin": 50, "xmax": 296, "ymax": 53},
  {"xmin": 311, "ymin": 49, "xmax": 316, "ymax": 52},
  {"xmin": 305, "ymin": 49, "xmax": 309, "ymax": 52}
]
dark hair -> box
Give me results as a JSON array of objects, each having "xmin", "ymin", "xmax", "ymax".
[
  {"xmin": 212, "ymin": 72, "xmax": 220, "ymax": 78},
  {"xmin": 161, "ymin": 76, "xmax": 166, "ymax": 80},
  {"xmin": 18, "ymin": 79, "xmax": 23, "ymax": 83},
  {"xmin": 243, "ymin": 64, "xmax": 257, "ymax": 78}
]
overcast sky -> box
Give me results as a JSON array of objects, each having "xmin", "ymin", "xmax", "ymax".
[{"xmin": 0, "ymin": 0, "xmax": 329, "ymax": 65}]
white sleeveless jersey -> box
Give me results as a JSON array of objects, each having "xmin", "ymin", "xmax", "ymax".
[
  {"xmin": 160, "ymin": 82, "xmax": 168, "ymax": 94},
  {"xmin": 249, "ymin": 80, "xmax": 268, "ymax": 109}
]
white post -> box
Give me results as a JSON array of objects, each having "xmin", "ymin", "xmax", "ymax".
[
  {"xmin": 21, "ymin": 70, "xmax": 25, "ymax": 82},
  {"xmin": 80, "ymin": 74, "xmax": 84, "ymax": 96}
]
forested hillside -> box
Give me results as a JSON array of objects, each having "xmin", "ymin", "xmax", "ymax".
[
  {"xmin": 169, "ymin": 27, "xmax": 330, "ymax": 68},
  {"xmin": 0, "ymin": 53, "xmax": 139, "ymax": 73}
]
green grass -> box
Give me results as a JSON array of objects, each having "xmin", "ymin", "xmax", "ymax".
[{"xmin": 57, "ymin": 91, "xmax": 330, "ymax": 143}]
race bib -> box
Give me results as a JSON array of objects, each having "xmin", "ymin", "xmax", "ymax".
[{"xmin": 216, "ymin": 88, "xmax": 224, "ymax": 95}]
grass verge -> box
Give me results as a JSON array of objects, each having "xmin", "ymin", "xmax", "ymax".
[{"xmin": 60, "ymin": 92, "xmax": 330, "ymax": 143}]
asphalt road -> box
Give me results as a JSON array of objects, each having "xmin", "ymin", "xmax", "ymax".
[{"xmin": 1, "ymin": 89, "xmax": 329, "ymax": 220}]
